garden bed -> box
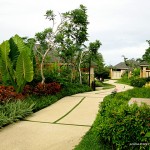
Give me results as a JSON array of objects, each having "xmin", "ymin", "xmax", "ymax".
[{"xmin": 0, "ymin": 83, "xmax": 91, "ymax": 129}]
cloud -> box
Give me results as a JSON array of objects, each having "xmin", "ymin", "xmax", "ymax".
[
  {"xmin": 102, "ymin": 42, "xmax": 148, "ymax": 65},
  {"xmin": 0, "ymin": 0, "xmax": 150, "ymax": 65}
]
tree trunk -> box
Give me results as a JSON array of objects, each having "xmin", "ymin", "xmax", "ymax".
[
  {"xmin": 41, "ymin": 56, "xmax": 45, "ymax": 84},
  {"xmin": 89, "ymin": 60, "xmax": 91, "ymax": 87},
  {"xmin": 78, "ymin": 51, "xmax": 83, "ymax": 84}
]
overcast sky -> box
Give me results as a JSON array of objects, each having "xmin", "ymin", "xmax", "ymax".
[{"xmin": 0, "ymin": 0, "xmax": 150, "ymax": 65}]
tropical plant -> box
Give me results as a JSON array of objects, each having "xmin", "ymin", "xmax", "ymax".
[{"xmin": 0, "ymin": 34, "xmax": 34, "ymax": 93}]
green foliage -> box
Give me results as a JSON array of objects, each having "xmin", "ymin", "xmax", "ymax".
[
  {"xmin": 74, "ymin": 128, "xmax": 111, "ymax": 150},
  {"xmin": 95, "ymin": 65, "xmax": 110, "ymax": 79},
  {"xmin": 0, "ymin": 35, "xmax": 34, "ymax": 92},
  {"xmin": 132, "ymin": 68, "xmax": 140, "ymax": 77},
  {"xmin": 0, "ymin": 100, "xmax": 34, "ymax": 128},
  {"xmin": 16, "ymin": 50, "xmax": 33, "ymax": 92},
  {"xmin": 0, "ymin": 40, "xmax": 13, "ymax": 84},
  {"xmin": 60, "ymin": 82, "xmax": 91, "ymax": 96},
  {"xmin": 118, "ymin": 68, "xmax": 140, "ymax": 86},
  {"xmin": 117, "ymin": 71, "xmax": 131, "ymax": 85},
  {"xmin": 92, "ymin": 88, "xmax": 150, "ymax": 149},
  {"xmin": 0, "ymin": 83, "xmax": 91, "ymax": 128},
  {"xmin": 130, "ymin": 78, "xmax": 147, "ymax": 87},
  {"xmin": 142, "ymin": 40, "xmax": 150, "ymax": 64},
  {"xmin": 95, "ymin": 81, "xmax": 103, "ymax": 87}
]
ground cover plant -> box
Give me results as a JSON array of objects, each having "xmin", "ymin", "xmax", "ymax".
[{"xmin": 75, "ymin": 87, "xmax": 150, "ymax": 150}]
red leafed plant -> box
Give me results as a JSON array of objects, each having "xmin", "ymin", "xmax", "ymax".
[
  {"xmin": 0, "ymin": 82, "xmax": 61, "ymax": 103},
  {"xmin": 0, "ymin": 86, "xmax": 24, "ymax": 103},
  {"xmin": 23, "ymin": 82, "xmax": 61, "ymax": 96}
]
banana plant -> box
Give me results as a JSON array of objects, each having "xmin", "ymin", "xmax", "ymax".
[{"xmin": 0, "ymin": 34, "xmax": 34, "ymax": 93}]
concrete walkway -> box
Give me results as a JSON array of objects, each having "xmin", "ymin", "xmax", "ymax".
[{"xmin": 0, "ymin": 80, "xmax": 132, "ymax": 150}]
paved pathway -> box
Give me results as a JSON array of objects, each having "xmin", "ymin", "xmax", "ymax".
[{"xmin": 0, "ymin": 80, "xmax": 132, "ymax": 150}]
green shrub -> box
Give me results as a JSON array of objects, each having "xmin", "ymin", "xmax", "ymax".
[
  {"xmin": 93, "ymin": 89, "xmax": 150, "ymax": 149},
  {"xmin": 130, "ymin": 78, "xmax": 147, "ymax": 87},
  {"xmin": 117, "ymin": 72, "xmax": 131, "ymax": 85}
]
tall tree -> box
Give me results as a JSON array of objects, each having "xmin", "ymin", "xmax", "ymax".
[
  {"xmin": 55, "ymin": 4, "xmax": 89, "ymax": 82},
  {"xmin": 35, "ymin": 5, "xmax": 89, "ymax": 84}
]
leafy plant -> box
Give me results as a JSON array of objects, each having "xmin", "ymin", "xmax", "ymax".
[
  {"xmin": 0, "ymin": 100, "xmax": 34, "ymax": 128},
  {"xmin": 0, "ymin": 82, "xmax": 91, "ymax": 128},
  {"xmin": 16, "ymin": 50, "xmax": 33, "ymax": 92},
  {"xmin": 93, "ymin": 88, "xmax": 150, "ymax": 149},
  {"xmin": 0, "ymin": 85, "xmax": 24, "ymax": 103},
  {"xmin": 130, "ymin": 78, "xmax": 147, "ymax": 87},
  {"xmin": 0, "ymin": 35, "xmax": 34, "ymax": 92}
]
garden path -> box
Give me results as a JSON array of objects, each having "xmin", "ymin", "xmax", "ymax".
[{"xmin": 0, "ymin": 80, "xmax": 132, "ymax": 150}]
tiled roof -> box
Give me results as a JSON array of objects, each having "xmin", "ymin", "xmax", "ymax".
[
  {"xmin": 114, "ymin": 62, "xmax": 129, "ymax": 69},
  {"xmin": 140, "ymin": 61, "xmax": 149, "ymax": 66}
]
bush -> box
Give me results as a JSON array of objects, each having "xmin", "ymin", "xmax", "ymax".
[
  {"xmin": 23, "ymin": 82, "xmax": 61, "ymax": 96},
  {"xmin": 117, "ymin": 72, "xmax": 131, "ymax": 85},
  {"xmin": 130, "ymin": 78, "xmax": 147, "ymax": 87},
  {"xmin": 0, "ymin": 86, "xmax": 24, "ymax": 103},
  {"xmin": 92, "ymin": 88, "xmax": 150, "ymax": 149}
]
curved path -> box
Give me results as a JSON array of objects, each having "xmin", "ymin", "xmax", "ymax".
[{"xmin": 0, "ymin": 80, "xmax": 132, "ymax": 150}]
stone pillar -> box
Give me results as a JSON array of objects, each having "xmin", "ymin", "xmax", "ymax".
[
  {"xmin": 90, "ymin": 67, "xmax": 94, "ymax": 86},
  {"xmin": 143, "ymin": 66, "xmax": 147, "ymax": 78},
  {"xmin": 110, "ymin": 68, "xmax": 113, "ymax": 79}
]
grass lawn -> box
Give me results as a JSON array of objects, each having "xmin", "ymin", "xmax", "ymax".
[
  {"xmin": 74, "ymin": 127, "xmax": 111, "ymax": 150},
  {"xmin": 95, "ymin": 80, "xmax": 115, "ymax": 90}
]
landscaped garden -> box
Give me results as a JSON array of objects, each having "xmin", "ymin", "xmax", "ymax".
[
  {"xmin": 0, "ymin": 5, "xmax": 110, "ymax": 129},
  {"xmin": 75, "ymin": 86, "xmax": 150, "ymax": 150},
  {"xmin": 1, "ymin": 4, "xmax": 150, "ymax": 150}
]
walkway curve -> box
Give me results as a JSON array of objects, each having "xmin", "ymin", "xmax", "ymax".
[{"xmin": 0, "ymin": 80, "xmax": 132, "ymax": 150}]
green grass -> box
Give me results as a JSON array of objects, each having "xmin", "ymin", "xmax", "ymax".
[
  {"xmin": 95, "ymin": 81, "xmax": 115, "ymax": 90},
  {"xmin": 102, "ymin": 83, "xmax": 115, "ymax": 89},
  {"xmin": 74, "ymin": 127, "xmax": 111, "ymax": 150}
]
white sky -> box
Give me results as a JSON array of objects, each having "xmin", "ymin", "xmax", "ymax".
[{"xmin": 0, "ymin": 0, "xmax": 150, "ymax": 65}]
